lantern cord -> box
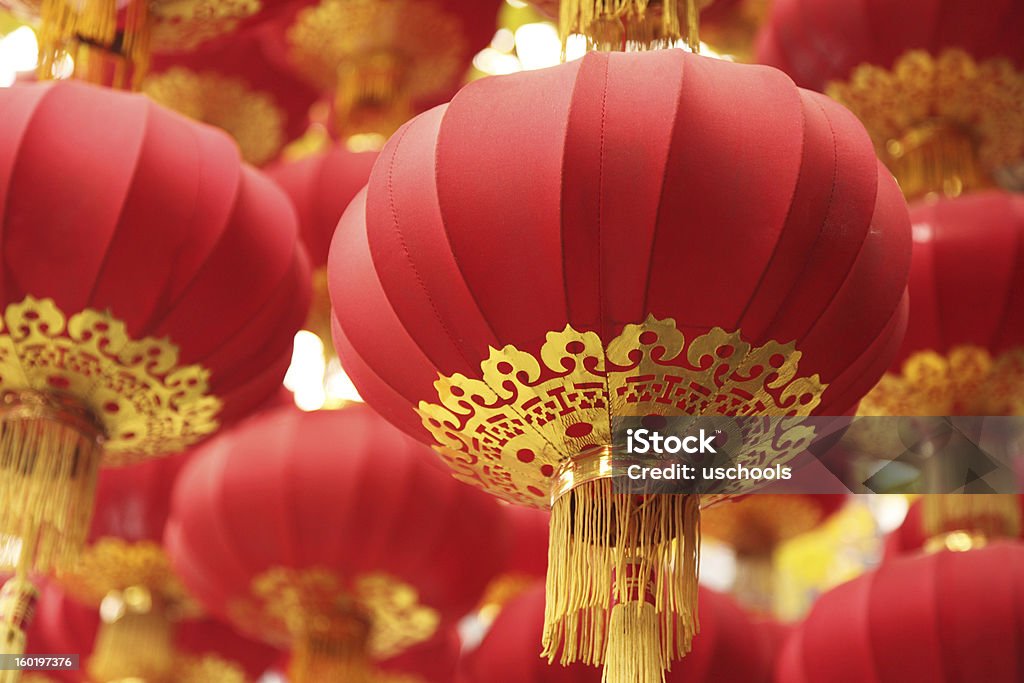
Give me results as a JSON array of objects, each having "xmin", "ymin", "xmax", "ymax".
[
  {"xmin": 543, "ymin": 478, "xmax": 699, "ymax": 681},
  {"xmin": 559, "ymin": 0, "xmax": 700, "ymax": 54},
  {"xmin": 883, "ymin": 120, "xmax": 992, "ymax": 200},
  {"xmin": 88, "ymin": 586, "xmax": 175, "ymax": 682},
  {"xmin": 334, "ymin": 53, "xmax": 411, "ymax": 142},
  {"xmin": 922, "ymin": 494, "xmax": 1021, "ymax": 552}
]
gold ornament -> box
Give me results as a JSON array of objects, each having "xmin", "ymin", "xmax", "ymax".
[{"xmin": 558, "ymin": 0, "xmax": 701, "ymax": 53}]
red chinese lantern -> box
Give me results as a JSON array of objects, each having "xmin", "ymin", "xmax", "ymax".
[
  {"xmin": 174, "ymin": 618, "xmax": 279, "ymax": 683},
  {"xmin": 859, "ymin": 191, "xmax": 1024, "ymax": 545},
  {"xmin": 701, "ymin": 494, "xmax": 845, "ymax": 614},
  {"xmin": 776, "ymin": 540, "xmax": 1024, "ymax": 682},
  {"xmin": 143, "ymin": 30, "xmax": 320, "ymax": 166},
  {"xmin": 460, "ymin": 582, "xmax": 779, "ymax": 683},
  {"xmin": 0, "ymin": 80, "xmax": 309, "ymax": 662},
  {"xmin": 478, "ymin": 505, "xmax": 550, "ymax": 621},
  {"xmin": 164, "ymin": 405, "xmax": 510, "ymax": 682},
  {"xmin": 260, "ymin": 0, "xmax": 502, "ymax": 143},
  {"xmin": 1, "ymin": 0, "xmax": 292, "ymax": 88},
  {"xmin": 328, "ymin": 48, "xmax": 911, "ymax": 682},
  {"xmin": 756, "ymin": 0, "xmax": 1024, "ymax": 199},
  {"xmin": 885, "ymin": 497, "xmax": 1024, "ymax": 559},
  {"xmin": 268, "ymin": 145, "xmax": 378, "ymax": 349}
]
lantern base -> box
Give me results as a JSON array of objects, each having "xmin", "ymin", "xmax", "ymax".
[
  {"xmin": 0, "ymin": 391, "xmax": 104, "ymax": 576},
  {"xmin": 922, "ymin": 494, "xmax": 1020, "ymax": 550},
  {"xmin": 334, "ymin": 53, "xmax": 411, "ymax": 142},
  {"xmin": 543, "ymin": 477, "xmax": 699, "ymax": 679},
  {"xmin": 88, "ymin": 586, "xmax": 175, "ymax": 681}
]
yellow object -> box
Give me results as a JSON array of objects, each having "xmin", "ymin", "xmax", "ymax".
[{"xmin": 559, "ymin": 0, "xmax": 700, "ymax": 52}]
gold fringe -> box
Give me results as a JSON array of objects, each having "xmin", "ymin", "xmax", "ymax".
[
  {"xmin": 543, "ymin": 479, "xmax": 699, "ymax": 681},
  {"xmin": 289, "ymin": 631, "xmax": 373, "ymax": 683},
  {"xmin": 0, "ymin": 578, "xmax": 39, "ymax": 683},
  {"xmin": 922, "ymin": 494, "xmax": 1020, "ymax": 552},
  {"xmin": 559, "ymin": 0, "xmax": 700, "ymax": 54},
  {"xmin": 603, "ymin": 600, "xmax": 663, "ymax": 683},
  {"xmin": 884, "ymin": 121, "xmax": 993, "ymax": 200},
  {"xmin": 0, "ymin": 391, "xmax": 104, "ymax": 576},
  {"xmin": 334, "ymin": 53, "xmax": 411, "ymax": 141},
  {"xmin": 87, "ymin": 586, "xmax": 175, "ymax": 682}
]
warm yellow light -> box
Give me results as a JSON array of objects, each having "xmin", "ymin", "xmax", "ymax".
[
  {"xmin": 473, "ymin": 47, "xmax": 523, "ymax": 76},
  {"xmin": 514, "ymin": 22, "xmax": 561, "ymax": 70}
]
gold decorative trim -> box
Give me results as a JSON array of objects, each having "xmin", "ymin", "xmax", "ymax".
[
  {"xmin": 858, "ymin": 346, "xmax": 1024, "ymax": 417},
  {"xmin": 143, "ymin": 68, "xmax": 287, "ymax": 166},
  {"xmin": 0, "ymin": 296, "xmax": 222, "ymax": 463},
  {"xmin": 827, "ymin": 49, "xmax": 1024, "ymax": 199},
  {"xmin": 235, "ymin": 567, "xmax": 439, "ymax": 660},
  {"xmin": 417, "ymin": 316, "xmax": 826, "ymax": 507}
]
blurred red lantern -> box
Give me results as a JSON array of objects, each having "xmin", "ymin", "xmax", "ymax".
[
  {"xmin": 260, "ymin": 0, "xmax": 502, "ymax": 142},
  {"xmin": 0, "ymin": 80, "xmax": 309, "ymax": 658},
  {"xmin": 776, "ymin": 541, "xmax": 1024, "ymax": 682},
  {"xmin": 886, "ymin": 496, "xmax": 1024, "ymax": 559},
  {"xmin": 174, "ymin": 618, "xmax": 279, "ymax": 683},
  {"xmin": 701, "ymin": 495, "xmax": 845, "ymax": 614},
  {"xmin": 165, "ymin": 405, "xmax": 510, "ymax": 682},
  {"xmin": 460, "ymin": 582, "xmax": 780, "ymax": 683},
  {"xmin": 757, "ymin": 0, "xmax": 1024, "ymax": 198},
  {"xmin": 478, "ymin": 505, "xmax": 550, "ymax": 621},
  {"xmin": 329, "ymin": 48, "xmax": 911, "ymax": 681},
  {"xmin": 859, "ymin": 191, "xmax": 1024, "ymax": 543},
  {"xmin": 143, "ymin": 30, "xmax": 320, "ymax": 166}
]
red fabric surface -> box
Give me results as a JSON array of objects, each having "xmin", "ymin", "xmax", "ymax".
[
  {"xmin": 497, "ymin": 504, "xmax": 550, "ymax": 579},
  {"xmin": 756, "ymin": 0, "xmax": 1024, "ymax": 91},
  {"xmin": 460, "ymin": 582, "xmax": 780, "ymax": 682},
  {"xmin": 165, "ymin": 405, "xmax": 511, "ymax": 652},
  {"xmin": 175, "ymin": 618, "xmax": 279, "ymax": 680},
  {"xmin": 268, "ymin": 146, "xmax": 379, "ymax": 266},
  {"xmin": 87, "ymin": 454, "xmax": 191, "ymax": 544},
  {"xmin": 0, "ymin": 80, "xmax": 310, "ymax": 430},
  {"xmin": 23, "ymin": 581, "xmax": 96, "ymax": 683},
  {"xmin": 328, "ymin": 49, "xmax": 912, "ymax": 445},
  {"xmin": 775, "ymin": 541, "xmax": 1024, "ymax": 682}
]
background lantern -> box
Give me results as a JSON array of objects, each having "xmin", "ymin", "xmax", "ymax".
[
  {"xmin": 701, "ymin": 494, "xmax": 845, "ymax": 614},
  {"xmin": 164, "ymin": 405, "xmax": 511, "ymax": 682},
  {"xmin": 143, "ymin": 30, "xmax": 320, "ymax": 166},
  {"xmin": 328, "ymin": 48, "xmax": 911, "ymax": 682},
  {"xmin": 459, "ymin": 582, "xmax": 782, "ymax": 683},
  {"xmin": 0, "ymin": 80, "xmax": 310, "ymax": 665},
  {"xmin": 857, "ymin": 191, "xmax": 1024, "ymax": 545},
  {"xmin": 259, "ymin": 0, "xmax": 503, "ymax": 144},
  {"xmin": 776, "ymin": 540, "xmax": 1024, "ymax": 682},
  {"xmin": 756, "ymin": 0, "xmax": 1024, "ymax": 198},
  {"xmin": 885, "ymin": 496, "xmax": 1024, "ymax": 559}
]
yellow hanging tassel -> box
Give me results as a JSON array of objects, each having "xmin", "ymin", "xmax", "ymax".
[
  {"xmin": 922, "ymin": 494, "xmax": 1020, "ymax": 552},
  {"xmin": 87, "ymin": 586, "xmax": 175, "ymax": 682},
  {"xmin": 543, "ymin": 478, "xmax": 699, "ymax": 683},
  {"xmin": 0, "ymin": 391, "xmax": 104, "ymax": 577},
  {"xmin": 884, "ymin": 120, "xmax": 992, "ymax": 200},
  {"xmin": 0, "ymin": 578, "xmax": 39, "ymax": 683},
  {"xmin": 559, "ymin": 0, "xmax": 700, "ymax": 54},
  {"xmin": 35, "ymin": 0, "xmax": 77, "ymax": 80},
  {"xmin": 334, "ymin": 52, "xmax": 410, "ymax": 143},
  {"xmin": 604, "ymin": 599, "xmax": 664, "ymax": 683},
  {"xmin": 289, "ymin": 623, "xmax": 373, "ymax": 683}
]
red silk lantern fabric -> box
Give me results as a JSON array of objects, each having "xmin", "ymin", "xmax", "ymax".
[
  {"xmin": 0, "ymin": 80, "xmax": 310, "ymax": 427},
  {"xmin": 165, "ymin": 405, "xmax": 509, "ymax": 679},
  {"xmin": 460, "ymin": 582, "xmax": 779, "ymax": 683},
  {"xmin": 328, "ymin": 47, "xmax": 911, "ymax": 459},
  {"xmin": 756, "ymin": 0, "xmax": 1024, "ymax": 91},
  {"xmin": 776, "ymin": 541, "xmax": 1024, "ymax": 682}
]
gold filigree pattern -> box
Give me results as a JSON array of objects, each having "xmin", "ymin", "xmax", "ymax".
[
  {"xmin": 149, "ymin": 0, "xmax": 262, "ymax": 52},
  {"xmin": 56, "ymin": 538, "xmax": 195, "ymax": 611},
  {"xmin": 285, "ymin": 0, "xmax": 466, "ymax": 99},
  {"xmin": 858, "ymin": 346, "xmax": 1024, "ymax": 417},
  {"xmin": 239, "ymin": 567, "xmax": 439, "ymax": 660},
  {"xmin": 143, "ymin": 68, "xmax": 286, "ymax": 165},
  {"xmin": 417, "ymin": 316, "xmax": 827, "ymax": 507},
  {"xmin": 827, "ymin": 49, "xmax": 1024, "ymax": 198},
  {"xmin": 0, "ymin": 296, "xmax": 221, "ymax": 463}
]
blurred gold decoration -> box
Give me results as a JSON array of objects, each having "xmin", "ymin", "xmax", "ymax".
[
  {"xmin": 143, "ymin": 68, "xmax": 286, "ymax": 165},
  {"xmin": 827, "ymin": 49, "xmax": 1024, "ymax": 200},
  {"xmin": 88, "ymin": 585, "xmax": 174, "ymax": 682},
  {"xmin": 699, "ymin": 0, "xmax": 769, "ymax": 62},
  {"xmin": 922, "ymin": 494, "xmax": 1021, "ymax": 553},
  {"xmin": 558, "ymin": 0, "xmax": 700, "ymax": 52},
  {"xmin": 177, "ymin": 655, "xmax": 248, "ymax": 683}
]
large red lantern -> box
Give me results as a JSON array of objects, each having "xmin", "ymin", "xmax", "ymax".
[
  {"xmin": 0, "ymin": 80, "xmax": 309, "ymax": 662},
  {"xmin": 143, "ymin": 30, "xmax": 320, "ymax": 166},
  {"xmin": 776, "ymin": 541, "xmax": 1024, "ymax": 682},
  {"xmin": 756, "ymin": 0, "xmax": 1024, "ymax": 199},
  {"xmin": 164, "ymin": 405, "xmax": 509, "ymax": 682},
  {"xmin": 328, "ymin": 48, "xmax": 911, "ymax": 682},
  {"xmin": 859, "ymin": 191, "xmax": 1024, "ymax": 543},
  {"xmin": 460, "ymin": 582, "xmax": 779, "ymax": 683},
  {"xmin": 260, "ymin": 0, "xmax": 502, "ymax": 143}
]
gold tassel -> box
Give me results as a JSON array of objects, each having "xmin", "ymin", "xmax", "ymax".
[
  {"xmin": 543, "ymin": 479, "xmax": 699, "ymax": 682},
  {"xmin": 922, "ymin": 494, "xmax": 1020, "ymax": 553},
  {"xmin": 604, "ymin": 600, "xmax": 663, "ymax": 683},
  {"xmin": 884, "ymin": 120, "xmax": 992, "ymax": 200},
  {"xmin": 0, "ymin": 578, "xmax": 39, "ymax": 683},
  {"xmin": 123, "ymin": 0, "xmax": 151, "ymax": 90},
  {"xmin": 559, "ymin": 0, "xmax": 700, "ymax": 54},
  {"xmin": 87, "ymin": 586, "xmax": 174, "ymax": 682},
  {"xmin": 289, "ymin": 629, "xmax": 373, "ymax": 683},
  {"xmin": 334, "ymin": 53, "xmax": 411, "ymax": 142},
  {"xmin": 731, "ymin": 552, "xmax": 775, "ymax": 616},
  {"xmin": 0, "ymin": 391, "xmax": 104, "ymax": 577},
  {"xmin": 35, "ymin": 0, "xmax": 77, "ymax": 80}
]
